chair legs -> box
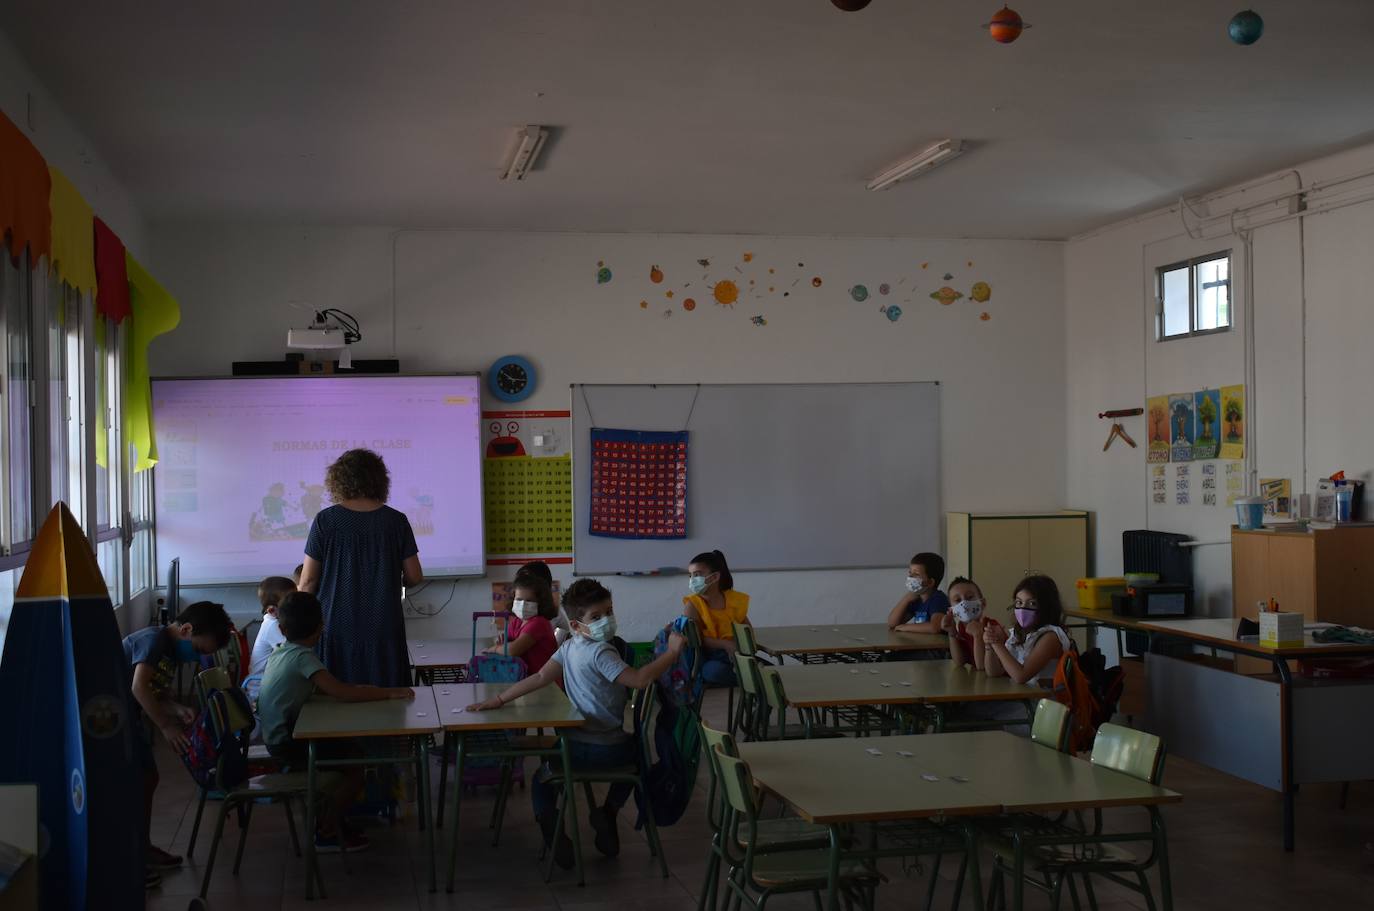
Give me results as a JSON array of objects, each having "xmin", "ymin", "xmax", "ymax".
[
  {"xmin": 186, "ymin": 788, "xmax": 209, "ymax": 859},
  {"xmin": 436, "ymin": 734, "xmax": 450, "ymax": 828},
  {"xmin": 231, "ymin": 802, "xmax": 253, "ymax": 875},
  {"xmin": 283, "ymin": 797, "xmax": 301, "ymax": 857},
  {"xmin": 198, "ymin": 801, "xmax": 232, "ymax": 898}
]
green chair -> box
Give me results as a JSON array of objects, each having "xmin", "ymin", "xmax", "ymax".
[
  {"xmin": 733, "ymin": 653, "xmax": 767, "ymax": 740},
  {"xmin": 986, "ymin": 723, "xmax": 1173, "ymax": 911},
  {"xmin": 194, "ymin": 672, "xmax": 330, "ymax": 899},
  {"xmin": 185, "ymin": 667, "xmax": 278, "ymax": 859},
  {"xmin": 696, "ymin": 722, "xmax": 829, "ymax": 911},
  {"xmin": 541, "ymin": 684, "xmax": 670, "ymax": 884},
  {"xmin": 759, "ymin": 667, "xmax": 846, "ymax": 740},
  {"xmin": 714, "ymin": 747, "xmax": 881, "ymax": 911},
  {"xmin": 1030, "ymin": 698, "xmax": 1072, "ymax": 753}
]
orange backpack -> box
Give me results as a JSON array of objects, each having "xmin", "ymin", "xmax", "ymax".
[{"xmin": 1051, "ymin": 648, "xmax": 1124, "ymax": 753}]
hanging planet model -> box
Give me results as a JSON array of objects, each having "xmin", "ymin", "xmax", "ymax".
[{"xmin": 1228, "ymin": 10, "xmax": 1264, "ymax": 45}]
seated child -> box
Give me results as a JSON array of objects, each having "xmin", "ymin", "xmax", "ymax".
[
  {"xmin": 123, "ymin": 601, "xmax": 233, "ymax": 886},
  {"xmin": 257, "ymin": 591, "xmax": 415, "ymax": 852},
  {"xmin": 681, "ymin": 549, "xmax": 749, "ymax": 685},
  {"xmin": 982, "ymin": 574, "xmax": 1071, "ymax": 684},
  {"xmin": 938, "ymin": 577, "xmax": 986, "ymax": 667},
  {"xmin": 467, "ymin": 578, "xmax": 686, "ymax": 867},
  {"xmin": 886, "ymin": 552, "xmax": 950, "ymax": 634},
  {"xmin": 244, "ymin": 575, "xmax": 295, "ymax": 702},
  {"xmin": 517, "ymin": 560, "xmax": 572, "ymax": 643},
  {"xmin": 485, "ymin": 576, "xmax": 559, "ymax": 674}
]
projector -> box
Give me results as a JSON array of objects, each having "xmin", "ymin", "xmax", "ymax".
[{"xmin": 287, "ymin": 326, "xmax": 348, "ymax": 349}]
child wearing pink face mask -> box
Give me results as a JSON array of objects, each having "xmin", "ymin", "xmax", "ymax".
[{"xmin": 982, "ymin": 574, "xmax": 1071, "ymax": 685}]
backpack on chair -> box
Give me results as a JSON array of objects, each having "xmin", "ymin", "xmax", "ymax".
[
  {"xmin": 1051, "ymin": 647, "xmax": 1125, "ymax": 753},
  {"xmin": 651, "ymin": 616, "xmax": 703, "ymax": 711},
  {"xmin": 181, "ymin": 687, "xmax": 253, "ymax": 790},
  {"xmin": 636, "ymin": 685, "xmax": 701, "ymax": 829}
]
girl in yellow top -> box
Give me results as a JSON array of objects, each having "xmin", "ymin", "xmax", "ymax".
[{"xmin": 681, "ymin": 550, "xmax": 750, "ymax": 685}]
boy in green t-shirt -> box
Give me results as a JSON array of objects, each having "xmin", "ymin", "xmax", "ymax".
[{"xmin": 257, "ymin": 591, "xmax": 413, "ymax": 852}]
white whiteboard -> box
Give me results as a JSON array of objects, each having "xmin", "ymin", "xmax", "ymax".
[{"xmin": 572, "ymin": 383, "xmax": 940, "ymax": 574}]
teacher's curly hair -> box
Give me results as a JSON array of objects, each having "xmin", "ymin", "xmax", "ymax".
[{"xmin": 325, "ymin": 448, "xmax": 391, "ymax": 503}]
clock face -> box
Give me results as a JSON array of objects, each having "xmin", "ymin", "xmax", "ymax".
[{"xmin": 497, "ymin": 363, "xmax": 528, "ymax": 394}]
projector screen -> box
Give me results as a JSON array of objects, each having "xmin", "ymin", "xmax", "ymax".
[{"xmin": 151, "ymin": 374, "xmax": 484, "ymax": 585}]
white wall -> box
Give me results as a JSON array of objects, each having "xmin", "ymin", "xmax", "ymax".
[
  {"xmin": 148, "ymin": 226, "xmax": 1068, "ymax": 641},
  {"xmin": 1065, "ymin": 139, "xmax": 1374, "ymax": 632},
  {"xmin": 0, "ymin": 30, "xmax": 146, "ymax": 256}
]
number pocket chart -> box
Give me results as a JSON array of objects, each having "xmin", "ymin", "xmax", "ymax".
[{"xmin": 482, "ymin": 410, "xmax": 573, "ymax": 559}]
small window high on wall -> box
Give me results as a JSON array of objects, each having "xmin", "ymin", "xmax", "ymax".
[{"xmin": 1157, "ymin": 251, "xmax": 1231, "ymax": 340}]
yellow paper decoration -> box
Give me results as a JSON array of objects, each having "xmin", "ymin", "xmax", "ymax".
[
  {"xmin": 47, "ymin": 166, "xmax": 97, "ymax": 296},
  {"xmin": 123, "ymin": 253, "xmax": 180, "ymax": 471}
]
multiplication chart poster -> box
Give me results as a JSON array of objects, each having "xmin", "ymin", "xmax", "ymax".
[{"xmin": 482, "ymin": 410, "xmax": 573, "ymax": 558}]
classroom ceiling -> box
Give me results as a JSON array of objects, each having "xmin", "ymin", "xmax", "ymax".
[{"xmin": 5, "ymin": 0, "xmax": 1374, "ymax": 240}]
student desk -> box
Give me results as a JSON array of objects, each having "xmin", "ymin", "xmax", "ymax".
[
  {"xmin": 433, "ymin": 684, "xmax": 586, "ymax": 890},
  {"xmin": 772, "ymin": 661, "xmax": 1045, "ymax": 735},
  {"xmin": 753, "ymin": 623, "xmax": 947, "ymax": 663},
  {"xmin": 1136, "ymin": 616, "xmax": 1374, "ymax": 852},
  {"xmin": 739, "ymin": 732, "xmax": 1180, "ymax": 911},
  {"xmin": 408, "ymin": 638, "xmax": 477, "ymax": 684},
  {"xmin": 293, "ymin": 687, "xmax": 441, "ymax": 898}
]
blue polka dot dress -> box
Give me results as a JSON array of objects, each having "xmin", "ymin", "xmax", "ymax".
[{"xmin": 305, "ymin": 504, "xmax": 418, "ymax": 686}]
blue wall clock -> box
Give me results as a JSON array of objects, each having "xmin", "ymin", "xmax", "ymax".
[{"xmin": 488, "ymin": 355, "xmax": 537, "ymax": 403}]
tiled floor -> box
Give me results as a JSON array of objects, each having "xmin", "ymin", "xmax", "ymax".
[{"xmin": 145, "ymin": 691, "xmax": 1374, "ymax": 911}]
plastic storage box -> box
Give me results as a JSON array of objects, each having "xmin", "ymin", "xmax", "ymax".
[{"xmin": 1076, "ymin": 577, "xmax": 1127, "ymax": 610}]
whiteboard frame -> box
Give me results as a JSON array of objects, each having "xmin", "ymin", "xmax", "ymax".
[{"xmin": 570, "ymin": 381, "xmax": 941, "ymax": 576}]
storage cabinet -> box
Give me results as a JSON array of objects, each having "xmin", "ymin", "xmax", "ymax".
[
  {"xmin": 946, "ymin": 511, "xmax": 1090, "ymax": 611},
  {"xmin": 1231, "ymin": 525, "xmax": 1374, "ymax": 673}
]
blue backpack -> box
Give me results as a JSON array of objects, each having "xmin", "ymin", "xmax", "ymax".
[
  {"xmin": 635, "ymin": 693, "xmax": 701, "ymax": 829},
  {"xmin": 651, "ymin": 616, "xmax": 703, "ymax": 710},
  {"xmin": 181, "ymin": 688, "xmax": 252, "ymax": 790}
]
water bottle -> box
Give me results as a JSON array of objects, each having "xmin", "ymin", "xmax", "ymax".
[{"xmin": 1335, "ymin": 481, "xmax": 1354, "ymax": 522}]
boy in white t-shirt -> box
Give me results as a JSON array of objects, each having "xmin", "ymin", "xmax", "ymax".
[{"xmin": 244, "ymin": 575, "xmax": 296, "ymax": 702}]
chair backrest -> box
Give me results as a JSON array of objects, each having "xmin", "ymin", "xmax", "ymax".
[
  {"xmin": 196, "ymin": 669, "xmax": 253, "ymax": 737},
  {"xmin": 196, "ymin": 665, "xmax": 233, "ymax": 707},
  {"xmin": 1090, "ymin": 722, "xmax": 1166, "ymax": 784},
  {"xmin": 734, "ymin": 653, "xmax": 761, "ymax": 695},
  {"xmin": 713, "ymin": 747, "xmax": 758, "ymax": 818},
  {"xmin": 760, "ymin": 667, "xmax": 786, "ymax": 712},
  {"xmin": 733, "ymin": 622, "xmax": 758, "ymax": 656},
  {"xmin": 1030, "ymin": 698, "xmax": 1071, "ymax": 752},
  {"xmin": 699, "ymin": 722, "xmax": 739, "ymax": 830}
]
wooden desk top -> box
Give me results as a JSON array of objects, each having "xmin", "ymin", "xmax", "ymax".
[
  {"xmin": 738, "ymin": 731, "xmax": 1179, "ymax": 825},
  {"xmin": 433, "ymin": 684, "xmax": 585, "ymax": 732},
  {"xmin": 293, "ymin": 687, "xmax": 441, "ymax": 740},
  {"xmin": 1063, "ymin": 607, "xmax": 1154, "ymax": 631},
  {"xmin": 773, "ymin": 661, "xmax": 1044, "ymax": 707},
  {"xmin": 408, "ymin": 639, "xmax": 478, "ymax": 669},
  {"xmin": 1138, "ymin": 617, "xmax": 1374, "ymax": 658},
  {"xmin": 753, "ymin": 623, "xmax": 947, "ymax": 657}
]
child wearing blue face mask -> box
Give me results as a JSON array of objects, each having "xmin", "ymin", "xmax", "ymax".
[
  {"xmin": 681, "ymin": 549, "xmax": 750, "ymax": 685},
  {"xmin": 122, "ymin": 600, "xmax": 233, "ymax": 884},
  {"xmin": 467, "ymin": 578, "xmax": 686, "ymax": 867}
]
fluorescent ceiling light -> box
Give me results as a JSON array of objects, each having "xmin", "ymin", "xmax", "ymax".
[
  {"xmin": 866, "ymin": 139, "xmax": 966, "ymax": 191},
  {"xmin": 502, "ymin": 125, "xmax": 550, "ymax": 181}
]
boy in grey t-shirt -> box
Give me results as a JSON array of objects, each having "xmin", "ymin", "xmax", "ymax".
[{"xmin": 467, "ymin": 578, "xmax": 685, "ymax": 868}]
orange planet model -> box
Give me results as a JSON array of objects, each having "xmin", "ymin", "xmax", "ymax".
[
  {"xmin": 713, "ymin": 280, "xmax": 739, "ymax": 306},
  {"xmin": 683, "ymin": 298, "xmax": 696, "ymax": 311},
  {"xmin": 650, "ymin": 265, "xmax": 664, "ymax": 283}
]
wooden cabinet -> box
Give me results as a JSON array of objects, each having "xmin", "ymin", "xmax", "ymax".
[
  {"xmin": 946, "ymin": 511, "xmax": 1090, "ymax": 610},
  {"xmin": 1231, "ymin": 526, "xmax": 1374, "ymax": 673}
]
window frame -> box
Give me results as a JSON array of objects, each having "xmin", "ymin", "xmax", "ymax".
[
  {"xmin": 1155, "ymin": 250, "xmax": 1233, "ymax": 341},
  {"xmin": 0, "ymin": 251, "xmax": 38, "ymax": 568}
]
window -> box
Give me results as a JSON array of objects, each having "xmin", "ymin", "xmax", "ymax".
[
  {"xmin": 1, "ymin": 251, "xmax": 35, "ymax": 557},
  {"xmin": 129, "ymin": 461, "xmax": 154, "ymax": 598},
  {"xmin": 1157, "ymin": 252, "xmax": 1231, "ymax": 340}
]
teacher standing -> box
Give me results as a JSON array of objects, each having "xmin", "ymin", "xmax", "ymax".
[{"xmin": 298, "ymin": 448, "xmax": 424, "ymax": 686}]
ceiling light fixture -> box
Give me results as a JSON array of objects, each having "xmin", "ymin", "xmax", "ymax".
[
  {"xmin": 502, "ymin": 125, "xmax": 550, "ymax": 181},
  {"xmin": 866, "ymin": 139, "xmax": 966, "ymax": 191}
]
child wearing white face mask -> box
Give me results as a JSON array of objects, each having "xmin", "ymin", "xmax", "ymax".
[
  {"xmin": 467, "ymin": 578, "xmax": 686, "ymax": 866},
  {"xmin": 938, "ymin": 577, "xmax": 988, "ymax": 668},
  {"xmin": 485, "ymin": 579, "xmax": 559, "ymax": 674},
  {"xmin": 886, "ymin": 552, "xmax": 950, "ymax": 634}
]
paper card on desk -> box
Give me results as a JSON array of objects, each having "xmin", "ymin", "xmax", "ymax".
[
  {"xmin": 868, "ymin": 669, "xmax": 880, "ymax": 675},
  {"xmin": 865, "ymin": 748, "xmax": 884, "ymax": 756},
  {"xmin": 849, "ymin": 669, "xmax": 860, "ymax": 675},
  {"xmin": 921, "ymin": 773, "xmax": 940, "ymax": 782},
  {"xmin": 951, "ymin": 776, "xmax": 969, "ymax": 784},
  {"xmin": 898, "ymin": 681, "xmax": 912, "ymax": 687},
  {"xmin": 880, "ymin": 682, "xmax": 892, "ymax": 688},
  {"xmin": 450, "ymin": 708, "xmax": 463, "ymax": 713},
  {"xmin": 896, "ymin": 750, "xmax": 913, "ymax": 758}
]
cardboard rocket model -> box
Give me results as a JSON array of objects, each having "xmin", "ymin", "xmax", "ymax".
[{"xmin": 0, "ymin": 503, "xmax": 144, "ymax": 910}]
